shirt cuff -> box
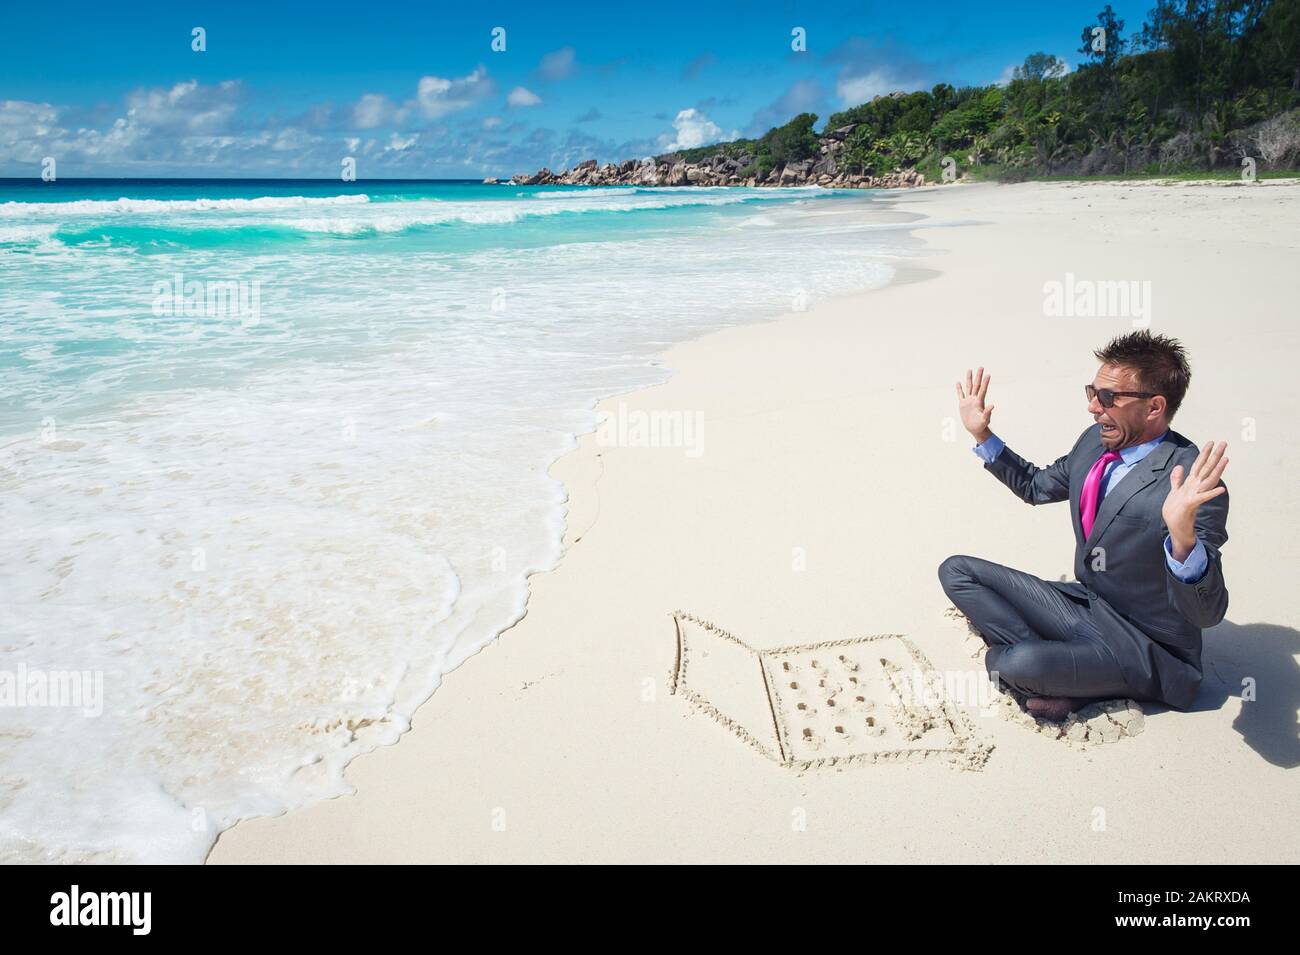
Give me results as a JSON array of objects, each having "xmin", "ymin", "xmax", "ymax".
[
  {"xmin": 1164, "ymin": 536, "xmax": 1209, "ymax": 583},
  {"xmin": 972, "ymin": 433, "xmax": 1005, "ymax": 464}
]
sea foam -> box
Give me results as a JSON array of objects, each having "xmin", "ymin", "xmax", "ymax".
[{"xmin": 0, "ymin": 182, "xmax": 909, "ymax": 862}]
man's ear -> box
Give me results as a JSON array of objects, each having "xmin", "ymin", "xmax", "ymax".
[{"xmin": 1148, "ymin": 395, "xmax": 1167, "ymax": 422}]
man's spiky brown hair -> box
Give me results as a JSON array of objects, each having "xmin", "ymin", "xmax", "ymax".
[{"xmin": 1094, "ymin": 330, "xmax": 1192, "ymax": 419}]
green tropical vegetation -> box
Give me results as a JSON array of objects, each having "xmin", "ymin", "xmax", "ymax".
[{"xmin": 658, "ymin": 1, "xmax": 1300, "ymax": 181}]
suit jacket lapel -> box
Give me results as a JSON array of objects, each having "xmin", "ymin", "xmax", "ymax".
[{"xmin": 1084, "ymin": 436, "xmax": 1176, "ymax": 549}]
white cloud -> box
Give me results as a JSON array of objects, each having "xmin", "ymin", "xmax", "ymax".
[
  {"xmin": 657, "ymin": 107, "xmax": 737, "ymax": 152},
  {"xmin": 0, "ymin": 74, "xmax": 626, "ymax": 178},
  {"xmin": 0, "ymin": 99, "xmax": 58, "ymax": 132},
  {"xmin": 536, "ymin": 47, "xmax": 576, "ymax": 82},
  {"xmin": 507, "ymin": 86, "xmax": 542, "ymax": 108},
  {"xmin": 123, "ymin": 79, "xmax": 242, "ymax": 135},
  {"xmin": 271, "ymin": 127, "xmax": 316, "ymax": 152},
  {"xmin": 354, "ymin": 69, "xmax": 491, "ymax": 129},
  {"xmin": 352, "ymin": 93, "xmax": 394, "ymax": 129},
  {"xmin": 416, "ymin": 66, "xmax": 492, "ymax": 119},
  {"xmin": 0, "ymin": 101, "xmax": 61, "ymax": 162},
  {"xmin": 836, "ymin": 70, "xmax": 900, "ymax": 106},
  {"xmin": 0, "ymin": 81, "xmax": 256, "ymax": 169}
]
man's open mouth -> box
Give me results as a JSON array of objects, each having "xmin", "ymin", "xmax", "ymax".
[{"xmin": 1099, "ymin": 422, "xmax": 1118, "ymax": 434}]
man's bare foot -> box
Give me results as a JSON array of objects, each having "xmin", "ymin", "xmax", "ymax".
[{"xmin": 1025, "ymin": 696, "xmax": 1086, "ymax": 722}]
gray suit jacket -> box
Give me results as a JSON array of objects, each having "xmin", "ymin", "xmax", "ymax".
[{"xmin": 984, "ymin": 424, "xmax": 1229, "ymax": 709}]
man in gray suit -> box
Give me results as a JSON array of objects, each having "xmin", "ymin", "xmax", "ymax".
[{"xmin": 939, "ymin": 331, "xmax": 1229, "ymax": 721}]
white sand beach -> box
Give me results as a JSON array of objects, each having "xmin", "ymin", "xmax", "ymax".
[{"xmin": 209, "ymin": 179, "xmax": 1300, "ymax": 864}]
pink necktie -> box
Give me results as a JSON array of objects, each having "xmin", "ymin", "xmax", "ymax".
[{"xmin": 1080, "ymin": 450, "xmax": 1122, "ymax": 538}]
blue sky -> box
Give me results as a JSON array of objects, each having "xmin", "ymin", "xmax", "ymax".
[{"xmin": 0, "ymin": 0, "xmax": 1152, "ymax": 177}]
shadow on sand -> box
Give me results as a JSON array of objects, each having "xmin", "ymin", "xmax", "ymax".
[{"xmin": 1169, "ymin": 620, "xmax": 1300, "ymax": 769}]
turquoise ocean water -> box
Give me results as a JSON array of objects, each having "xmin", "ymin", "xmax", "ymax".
[{"xmin": 0, "ymin": 179, "xmax": 912, "ymax": 861}]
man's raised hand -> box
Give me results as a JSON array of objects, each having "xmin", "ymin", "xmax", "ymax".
[
  {"xmin": 956, "ymin": 367, "xmax": 994, "ymax": 443},
  {"xmin": 1163, "ymin": 440, "xmax": 1228, "ymax": 562}
]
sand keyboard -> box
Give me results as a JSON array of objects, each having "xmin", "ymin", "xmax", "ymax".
[{"xmin": 669, "ymin": 612, "xmax": 993, "ymax": 771}]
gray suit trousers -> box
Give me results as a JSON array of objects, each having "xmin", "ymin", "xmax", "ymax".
[{"xmin": 938, "ymin": 554, "xmax": 1141, "ymax": 700}]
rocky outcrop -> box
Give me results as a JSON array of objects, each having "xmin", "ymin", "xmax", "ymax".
[{"xmin": 510, "ymin": 126, "xmax": 926, "ymax": 190}]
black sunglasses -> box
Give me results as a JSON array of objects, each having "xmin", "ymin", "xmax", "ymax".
[{"xmin": 1085, "ymin": 384, "xmax": 1156, "ymax": 408}]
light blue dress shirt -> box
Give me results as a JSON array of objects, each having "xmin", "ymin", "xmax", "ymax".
[{"xmin": 974, "ymin": 431, "xmax": 1209, "ymax": 583}]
